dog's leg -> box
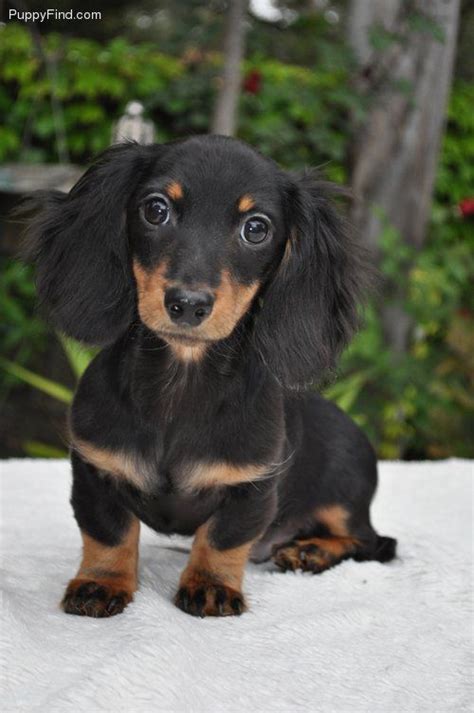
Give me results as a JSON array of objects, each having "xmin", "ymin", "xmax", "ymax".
[
  {"xmin": 61, "ymin": 452, "xmax": 140, "ymax": 617},
  {"xmin": 272, "ymin": 502, "xmax": 396, "ymax": 573},
  {"xmin": 175, "ymin": 522, "xmax": 252, "ymax": 617},
  {"xmin": 175, "ymin": 480, "xmax": 277, "ymax": 617}
]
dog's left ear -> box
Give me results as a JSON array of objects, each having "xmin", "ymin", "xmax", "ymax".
[{"xmin": 253, "ymin": 171, "xmax": 370, "ymax": 389}]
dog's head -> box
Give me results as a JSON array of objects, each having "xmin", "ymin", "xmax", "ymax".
[{"xmin": 24, "ymin": 135, "xmax": 368, "ymax": 387}]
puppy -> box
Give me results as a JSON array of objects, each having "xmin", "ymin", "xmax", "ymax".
[{"xmin": 25, "ymin": 135, "xmax": 396, "ymax": 618}]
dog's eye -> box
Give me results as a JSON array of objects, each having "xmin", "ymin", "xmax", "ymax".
[
  {"xmin": 241, "ymin": 217, "xmax": 270, "ymax": 245},
  {"xmin": 143, "ymin": 197, "xmax": 170, "ymax": 225}
]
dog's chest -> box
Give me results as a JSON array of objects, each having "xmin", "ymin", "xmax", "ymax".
[
  {"xmin": 72, "ymin": 434, "xmax": 242, "ymax": 536},
  {"xmin": 71, "ymin": 351, "xmax": 281, "ymax": 530},
  {"xmin": 73, "ymin": 434, "xmax": 269, "ymax": 495},
  {"xmin": 121, "ymin": 481, "xmax": 222, "ymax": 537}
]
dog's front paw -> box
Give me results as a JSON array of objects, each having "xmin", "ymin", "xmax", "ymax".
[
  {"xmin": 61, "ymin": 578, "xmax": 133, "ymax": 618},
  {"xmin": 174, "ymin": 576, "xmax": 246, "ymax": 617}
]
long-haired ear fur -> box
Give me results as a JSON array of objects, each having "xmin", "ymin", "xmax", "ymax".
[
  {"xmin": 253, "ymin": 171, "xmax": 372, "ymax": 389},
  {"xmin": 20, "ymin": 142, "xmax": 156, "ymax": 345}
]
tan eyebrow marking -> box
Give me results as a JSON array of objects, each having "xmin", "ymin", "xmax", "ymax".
[
  {"xmin": 238, "ymin": 194, "xmax": 256, "ymax": 213},
  {"xmin": 166, "ymin": 181, "xmax": 184, "ymax": 200}
]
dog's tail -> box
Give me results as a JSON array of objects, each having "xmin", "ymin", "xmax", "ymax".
[
  {"xmin": 353, "ymin": 534, "xmax": 397, "ymax": 564},
  {"xmin": 372, "ymin": 535, "xmax": 397, "ymax": 563}
]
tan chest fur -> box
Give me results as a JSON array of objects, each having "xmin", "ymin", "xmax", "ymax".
[
  {"xmin": 182, "ymin": 462, "xmax": 270, "ymax": 492},
  {"xmin": 73, "ymin": 437, "xmax": 269, "ymax": 493},
  {"xmin": 73, "ymin": 439, "xmax": 148, "ymax": 490}
]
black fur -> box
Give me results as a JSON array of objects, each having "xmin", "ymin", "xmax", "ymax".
[
  {"xmin": 23, "ymin": 143, "xmax": 157, "ymax": 344},
  {"xmin": 70, "ymin": 450, "xmax": 132, "ymax": 547},
  {"xmin": 22, "ymin": 135, "xmax": 396, "ymax": 617},
  {"xmin": 254, "ymin": 173, "xmax": 367, "ymax": 388}
]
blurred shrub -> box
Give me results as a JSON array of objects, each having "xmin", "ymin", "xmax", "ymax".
[
  {"xmin": 0, "ymin": 331, "xmax": 95, "ymax": 456},
  {"xmin": 0, "ymin": 260, "xmax": 46, "ymax": 377},
  {"xmin": 0, "ymin": 24, "xmax": 357, "ymax": 178},
  {"xmin": 1, "ymin": 24, "xmax": 472, "ymax": 458},
  {"xmin": 329, "ymin": 81, "xmax": 474, "ymax": 458}
]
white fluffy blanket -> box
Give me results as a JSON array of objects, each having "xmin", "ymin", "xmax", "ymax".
[{"xmin": 1, "ymin": 458, "xmax": 472, "ymax": 712}]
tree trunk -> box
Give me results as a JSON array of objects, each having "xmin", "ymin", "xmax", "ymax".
[
  {"xmin": 347, "ymin": 0, "xmax": 460, "ymax": 353},
  {"xmin": 211, "ymin": 0, "xmax": 247, "ymax": 136}
]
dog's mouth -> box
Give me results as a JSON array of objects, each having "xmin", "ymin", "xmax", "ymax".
[{"xmin": 155, "ymin": 326, "xmax": 218, "ymax": 345}]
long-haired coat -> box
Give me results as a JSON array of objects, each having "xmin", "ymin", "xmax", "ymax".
[{"xmin": 25, "ymin": 135, "xmax": 396, "ymax": 618}]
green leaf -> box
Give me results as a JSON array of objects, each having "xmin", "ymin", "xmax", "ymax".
[
  {"xmin": 23, "ymin": 440, "xmax": 68, "ymax": 458},
  {"xmin": 325, "ymin": 371, "xmax": 372, "ymax": 412},
  {"xmin": 58, "ymin": 334, "xmax": 94, "ymax": 379},
  {"xmin": 0, "ymin": 357, "xmax": 73, "ymax": 404}
]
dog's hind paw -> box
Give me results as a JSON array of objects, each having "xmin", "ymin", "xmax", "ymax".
[
  {"xmin": 272, "ymin": 536, "xmax": 359, "ymax": 574},
  {"xmin": 272, "ymin": 541, "xmax": 330, "ymax": 572}
]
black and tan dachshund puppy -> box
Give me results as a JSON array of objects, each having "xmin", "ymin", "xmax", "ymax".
[{"xmin": 25, "ymin": 135, "xmax": 396, "ymax": 618}]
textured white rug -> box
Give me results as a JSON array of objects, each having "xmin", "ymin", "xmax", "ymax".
[{"xmin": 0, "ymin": 458, "xmax": 472, "ymax": 712}]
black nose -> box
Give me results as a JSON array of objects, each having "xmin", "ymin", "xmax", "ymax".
[{"xmin": 164, "ymin": 288, "xmax": 214, "ymax": 327}]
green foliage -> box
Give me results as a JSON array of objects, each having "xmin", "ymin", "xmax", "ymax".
[
  {"xmin": 239, "ymin": 59, "xmax": 355, "ymax": 176},
  {"xmin": 0, "ymin": 330, "xmax": 94, "ymax": 404},
  {"xmin": 0, "ymin": 356, "xmax": 74, "ymax": 404},
  {"xmin": 0, "ymin": 258, "xmax": 47, "ymax": 391},
  {"xmin": 327, "ymin": 81, "xmax": 474, "ymax": 458},
  {"xmin": 436, "ymin": 82, "xmax": 474, "ymax": 203},
  {"xmin": 58, "ymin": 334, "xmax": 97, "ymax": 379},
  {"xmin": 22, "ymin": 440, "xmax": 68, "ymax": 458},
  {"xmin": 0, "ymin": 334, "xmax": 94, "ymax": 456},
  {"xmin": 0, "ymin": 24, "xmax": 357, "ymax": 173}
]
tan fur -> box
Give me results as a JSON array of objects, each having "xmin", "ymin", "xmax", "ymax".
[
  {"xmin": 281, "ymin": 238, "xmax": 293, "ymax": 264},
  {"xmin": 133, "ymin": 259, "xmax": 170, "ymax": 332},
  {"xmin": 272, "ymin": 535, "xmax": 359, "ymax": 572},
  {"xmin": 133, "ymin": 260, "xmax": 259, "ymax": 343},
  {"xmin": 185, "ymin": 461, "xmax": 269, "ymax": 492},
  {"xmin": 180, "ymin": 523, "xmax": 254, "ymax": 590},
  {"xmin": 70, "ymin": 517, "xmax": 140, "ymax": 595},
  {"xmin": 166, "ymin": 181, "xmax": 184, "ymax": 200},
  {"xmin": 74, "ymin": 435, "xmax": 268, "ymax": 494},
  {"xmin": 296, "ymin": 535, "xmax": 359, "ymax": 558},
  {"xmin": 73, "ymin": 438, "xmax": 147, "ymax": 490},
  {"xmin": 314, "ymin": 504, "xmax": 351, "ymax": 537},
  {"xmin": 209, "ymin": 269, "xmax": 259, "ymax": 340},
  {"xmin": 238, "ymin": 194, "xmax": 256, "ymax": 213},
  {"xmin": 167, "ymin": 341, "xmax": 207, "ymax": 363}
]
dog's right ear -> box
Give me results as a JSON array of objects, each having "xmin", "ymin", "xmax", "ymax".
[{"xmin": 21, "ymin": 143, "xmax": 157, "ymax": 345}]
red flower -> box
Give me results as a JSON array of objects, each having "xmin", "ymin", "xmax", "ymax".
[
  {"xmin": 243, "ymin": 70, "xmax": 262, "ymax": 95},
  {"xmin": 458, "ymin": 198, "xmax": 474, "ymax": 218}
]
